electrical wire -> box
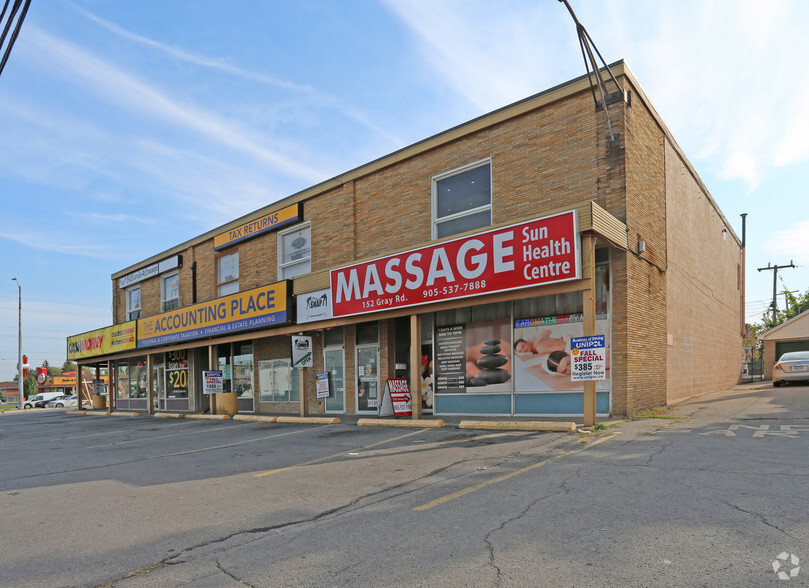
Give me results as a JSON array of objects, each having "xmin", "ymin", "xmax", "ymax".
[{"xmin": 0, "ymin": 0, "xmax": 31, "ymax": 77}]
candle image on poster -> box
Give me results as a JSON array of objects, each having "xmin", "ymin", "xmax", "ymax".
[
  {"xmin": 435, "ymin": 318, "xmax": 512, "ymax": 394},
  {"xmin": 512, "ymin": 315, "xmax": 611, "ymax": 393}
]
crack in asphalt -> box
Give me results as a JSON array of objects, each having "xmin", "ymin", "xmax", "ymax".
[
  {"xmin": 720, "ymin": 499, "xmax": 799, "ymax": 540},
  {"xmin": 106, "ymin": 440, "xmax": 581, "ymax": 586},
  {"xmin": 216, "ymin": 560, "xmax": 254, "ymax": 587},
  {"xmin": 106, "ymin": 456, "xmax": 499, "ymax": 585},
  {"xmin": 482, "ymin": 468, "xmax": 580, "ymax": 587}
]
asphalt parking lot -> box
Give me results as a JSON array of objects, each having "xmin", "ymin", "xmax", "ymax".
[{"xmin": 2, "ymin": 383, "xmax": 808, "ymax": 587}]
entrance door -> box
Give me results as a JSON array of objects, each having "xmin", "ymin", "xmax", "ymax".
[
  {"xmin": 218, "ymin": 342, "xmax": 254, "ymax": 413},
  {"xmin": 153, "ymin": 365, "xmax": 165, "ymax": 411},
  {"xmin": 356, "ymin": 345, "xmax": 379, "ymax": 413},
  {"xmin": 233, "ymin": 344, "xmax": 254, "ymax": 413},
  {"xmin": 324, "ymin": 348, "xmax": 345, "ymax": 413}
]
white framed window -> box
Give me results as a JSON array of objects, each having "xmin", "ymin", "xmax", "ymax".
[
  {"xmin": 217, "ymin": 252, "xmax": 239, "ymax": 296},
  {"xmin": 126, "ymin": 287, "xmax": 141, "ymax": 321},
  {"xmin": 161, "ymin": 272, "xmax": 179, "ymax": 312},
  {"xmin": 432, "ymin": 159, "xmax": 492, "ymax": 239},
  {"xmin": 278, "ymin": 222, "xmax": 311, "ymax": 280}
]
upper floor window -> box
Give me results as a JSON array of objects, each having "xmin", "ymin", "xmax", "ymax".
[
  {"xmin": 432, "ymin": 160, "xmax": 492, "ymax": 239},
  {"xmin": 218, "ymin": 252, "xmax": 239, "ymax": 296},
  {"xmin": 162, "ymin": 273, "xmax": 179, "ymax": 312},
  {"xmin": 279, "ymin": 223, "xmax": 311, "ymax": 280},
  {"xmin": 127, "ymin": 287, "xmax": 141, "ymax": 321}
]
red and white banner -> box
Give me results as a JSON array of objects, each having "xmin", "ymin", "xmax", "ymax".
[{"xmin": 331, "ymin": 211, "xmax": 579, "ymax": 317}]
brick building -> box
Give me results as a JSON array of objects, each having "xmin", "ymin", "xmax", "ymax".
[{"xmin": 68, "ymin": 61, "xmax": 744, "ymax": 420}]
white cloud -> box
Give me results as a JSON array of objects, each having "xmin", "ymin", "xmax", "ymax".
[
  {"xmin": 24, "ymin": 26, "xmax": 327, "ymax": 184},
  {"xmin": 765, "ymin": 219, "xmax": 809, "ymax": 264},
  {"xmin": 69, "ymin": 3, "xmax": 404, "ymax": 147},
  {"xmin": 0, "ymin": 229, "xmax": 123, "ymax": 260},
  {"xmin": 385, "ymin": 0, "xmax": 809, "ymax": 192}
]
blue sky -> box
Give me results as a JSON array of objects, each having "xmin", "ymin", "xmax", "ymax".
[{"xmin": 1, "ymin": 0, "xmax": 808, "ymax": 380}]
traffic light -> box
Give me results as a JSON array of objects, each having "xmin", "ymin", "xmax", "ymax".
[{"xmin": 22, "ymin": 355, "xmax": 29, "ymax": 378}]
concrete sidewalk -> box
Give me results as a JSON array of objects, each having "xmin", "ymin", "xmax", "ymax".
[{"xmin": 65, "ymin": 379, "xmax": 776, "ymax": 432}]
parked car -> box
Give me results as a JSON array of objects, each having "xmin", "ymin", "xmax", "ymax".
[
  {"xmin": 44, "ymin": 394, "xmax": 70, "ymax": 406},
  {"xmin": 49, "ymin": 396, "xmax": 78, "ymax": 408},
  {"xmin": 22, "ymin": 391, "xmax": 64, "ymax": 409},
  {"xmin": 773, "ymin": 351, "xmax": 809, "ymax": 386}
]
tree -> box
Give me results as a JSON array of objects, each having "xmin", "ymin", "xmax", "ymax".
[
  {"xmin": 13, "ymin": 372, "xmax": 37, "ymax": 398},
  {"xmin": 61, "ymin": 360, "xmax": 77, "ymax": 373},
  {"xmin": 743, "ymin": 323, "xmax": 764, "ymax": 360},
  {"xmin": 760, "ymin": 285, "xmax": 809, "ymax": 331}
]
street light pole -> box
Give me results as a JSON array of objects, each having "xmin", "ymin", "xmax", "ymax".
[{"xmin": 12, "ymin": 277, "xmax": 22, "ymax": 409}]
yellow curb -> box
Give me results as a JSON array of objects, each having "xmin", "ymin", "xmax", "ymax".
[
  {"xmin": 357, "ymin": 418, "xmax": 445, "ymax": 428},
  {"xmin": 233, "ymin": 414, "xmax": 278, "ymax": 423},
  {"xmin": 111, "ymin": 411, "xmax": 140, "ymax": 417},
  {"xmin": 276, "ymin": 416, "xmax": 341, "ymax": 424},
  {"xmin": 185, "ymin": 413, "xmax": 231, "ymax": 420},
  {"xmin": 459, "ymin": 420, "xmax": 577, "ymax": 432},
  {"xmin": 65, "ymin": 410, "xmax": 87, "ymax": 415},
  {"xmin": 154, "ymin": 412, "xmax": 185, "ymax": 419},
  {"xmin": 84, "ymin": 411, "xmax": 111, "ymax": 416}
]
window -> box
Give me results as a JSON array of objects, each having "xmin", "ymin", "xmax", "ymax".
[
  {"xmin": 433, "ymin": 160, "xmax": 492, "ymax": 239},
  {"xmin": 162, "ymin": 273, "xmax": 179, "ymax": 311},
  {"xmin": 258, "ymin": 359, "xmax": 300, "ymax": 402},
  {"xmin": 127, "ymin": 287, "xmax": 141, "ymax": 320},
  {"xmin": 217, "ymin": 252, "xmax": 239, "ymax": 296},
  {"xmin": 279, "ymin": 223, "xmax": 311, "ymax": 280}
]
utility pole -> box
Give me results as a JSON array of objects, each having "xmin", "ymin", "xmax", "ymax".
[
  {"xmin": 757, "ymin": 261, "xmax": 795, "ymax": 323},
  {"xmin": 12, "ymin": 277, "xmax": 22, "ymax": 409}
]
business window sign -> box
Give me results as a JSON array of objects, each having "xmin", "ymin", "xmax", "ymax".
[
  {"xmin": 119, "ymin": 263, "xmax": 158, "ymax": 288},
  {"xmin": 67, "ymin": 321, "xmax": 137, "ymax": 360},
  {"xmin": 214, "ymin": 203, "xmax": 301, "ymax": 250},
  {"xmin": 570, "ymin": 335, "xmax": 607, "ymax": 381},
  {"xmin": 137, "ymin": 281, "xmax": 291, "ymax": 348},
  {"xmin": 118, "ymin": 255, "xmax": 181, "ymax": 288},
  {"xmin": 331, "ymin": 211, "xmax": 579, "ymax": 318},
  {"xmin": 296, "ymin": 288, "xmax": 332, "ymax": 323}
]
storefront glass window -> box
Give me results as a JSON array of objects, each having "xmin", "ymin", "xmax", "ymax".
[
  {"xmin": 324, "ymin": 326, "xmax": 344, "ymax": 348},
  {"xmin": 165, "ymin": 350, "xmax": 189, "ymax": 400},
  {"xmin": 595, "ymin": 262, "xmax": 609, "ymax": 319},
  {"xmin": 116, "ymin": 363, "xmax": 129, "ymax": 399},
  {"xmin": 258, "ymin": 359, "xmax": 299, "ymax": 402},
  {"xmin": 356, "ymin": 321, "xmax": 378, "ymax": 345}
]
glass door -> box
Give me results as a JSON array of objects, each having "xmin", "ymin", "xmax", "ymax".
[
  {"xmin": 356, "ymin": 345, "xmax": 379, "ymax": 413},
  {"xmin": 233, "ymin": 343, "xmax": 254, "ymax": 413},
  {"xmin": 153, "ymin": 365, "xmax": 165, "ymax": 411},
  {"xmin": 324, "ymin": 348, "xmax": 345, "ymax": 413}
]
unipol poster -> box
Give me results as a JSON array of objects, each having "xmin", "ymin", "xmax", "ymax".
[{"xmin": 513, "ymin": 315, "xmax": 611, "ymax": 393}]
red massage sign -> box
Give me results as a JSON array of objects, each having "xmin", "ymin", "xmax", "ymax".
[{"xmin": 331, "ymin": 211, "xmax": 580, "ymax": 317}]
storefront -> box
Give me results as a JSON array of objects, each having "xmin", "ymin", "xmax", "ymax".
[{"xmin": 68, "ymin": 62, "xmax": 745, "ymax": 420}]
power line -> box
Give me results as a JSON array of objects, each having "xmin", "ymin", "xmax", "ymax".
[
  {"xmin": 0, "ymin": 0, "xmax": 32, "ymax": 77},
  {"xmin": 0, "ymin": 294, "xmax": 111, "ymax": 309},
  {"xmin": 0, "ymin": 305, "xmax": 110, "ymax": 318}
]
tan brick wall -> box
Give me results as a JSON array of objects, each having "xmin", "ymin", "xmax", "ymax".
[
  {"xmin": 664, "ymin": 140, "xmax": 743, "ymax": 402},
  {"xmin": 108, "ymin": 73, "xmax": 741, "ymax": 417},
  {"xmin": 621, "ymin": 79, "xmax": 668, "ymax": 414}
]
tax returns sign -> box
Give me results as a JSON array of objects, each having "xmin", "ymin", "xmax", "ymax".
[{"xmin": 331, "ymin": 211, "xmax": 579, "ymax": 317}]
